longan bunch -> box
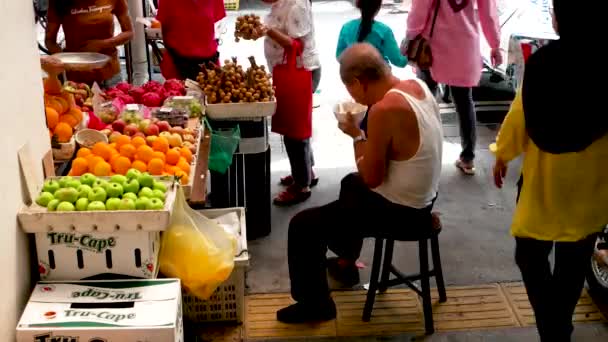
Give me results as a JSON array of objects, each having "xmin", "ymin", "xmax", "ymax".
[
  {"xmin": 235, "ymin": 14, "xmax": 265, "ymax": 42},
  {"xmin": 197, "ymin": 57, "xmax": 274, "ymax": 104}
]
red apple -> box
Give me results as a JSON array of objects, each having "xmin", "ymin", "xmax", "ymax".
[
  {"xmin": 133, "ymin": 132, "xmax": 146, "ymax": 139},
  {"xmin": 111, "ymin": 119, "xmax": 126, "ymax": 133},
  {"xmin": 124, "ymin": 124, "xmax": 139, "ymax": 136},
  {"xmin": 157, "ymin": 121, "xmax": 171, "ymax": 132},
  {"xmin": 146, "ymin": 135, "xmax": 158, "ymax": 146},
  {"xmin": 145, "ymin": 124, "xmax": 160, "ymax": 136},
  {"xmin": 169, "ymin": 126, "xmax": 184, "ymax": 135}
]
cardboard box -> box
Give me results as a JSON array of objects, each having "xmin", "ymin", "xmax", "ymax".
[
  {"xmin": 35, "ymin": 231, "xmax": 160, "ymax": 280},
  {"xmin": 17, "ymin": 279, "xmax": 183, "ymax": 342}
]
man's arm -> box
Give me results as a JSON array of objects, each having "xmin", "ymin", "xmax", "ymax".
[
  {"xmin": 45, "ymin": 0, "xmax": 63, "ymax": 54},
  {"xmin": 355, "ymin": 104, "xmax": 393, "ymax": 188},
  {"xmin": 108, "ymin": 0, "xmax": 134, "ymax": 48}
]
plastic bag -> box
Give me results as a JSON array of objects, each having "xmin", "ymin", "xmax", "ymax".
[
  {"xmin": 206, "ymin": 119, "xmax": 240, "ymax": 174},
  {"xmin": 160, "ymin": 187, "xmax": 236, "ymax": 300}
]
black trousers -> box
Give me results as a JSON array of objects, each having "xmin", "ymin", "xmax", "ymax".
[
  {"xmin": 166, "ymin": 46, "xmax": 220, "ymax": 81},
  {"xmin": 418, "ymin": 69, "xmax": 477, "ymax": 162},
  {"xmin": 283, "ymin": 68, "xmax": 322, "ymax": 187},
  {"xmin": 287, "ymin": 173, "xmax": 435, "ymax": 303},
  {"xmin": 515, "ymin": 235, "xmax": 597, "ymax": 342}
]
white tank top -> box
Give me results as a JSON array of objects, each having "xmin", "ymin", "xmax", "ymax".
[{"xmin": 372, "ymin": 79, "xmax": 443, "ymax": 209}]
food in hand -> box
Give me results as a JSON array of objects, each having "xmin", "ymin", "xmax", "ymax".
[
  {"xmin": 235, "ymin": 14, "xmax": 264, "ymax": 41},
  {"xmin": 197, "ymin": 56, "xmax": 274, "ymax": 104}
]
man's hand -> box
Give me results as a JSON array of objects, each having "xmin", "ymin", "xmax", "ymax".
[
  {"xmin": 491, "ymin": 48, "xmax": 503, "ymax": 67},
  {"xmin": 493, "ymin": 159, "xmax": 507, "ymax": 188},
  {"xmin": 41, "ymin": 56, "xmax": 65, "ymax": 76},
  {"xmin": 80, "ymin": 40, "xmax": 110, "ymax": 53},
  {"xmin": 338, "ymin": 113, "xmax": 362, "ymax": 138}
]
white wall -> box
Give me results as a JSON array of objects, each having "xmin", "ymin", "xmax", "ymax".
[{"xmin": 0, "ymin": 0, "xmax": 51, "ymax": 339}]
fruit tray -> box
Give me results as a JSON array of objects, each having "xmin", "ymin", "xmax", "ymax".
[
  {"xmin": 205, "ymin": 100, "xmax": 276, "ymax": 120},
  {"xmin": 17, "ymin": 177, "xmax": 178, "ymax": 233}
]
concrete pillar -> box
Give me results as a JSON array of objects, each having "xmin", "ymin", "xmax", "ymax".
[{"xmin": 127, "ymin": 0, "xmax": 149, "ymax": 85}]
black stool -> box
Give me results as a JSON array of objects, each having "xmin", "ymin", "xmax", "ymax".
[{"xmin": 362, "ymin": 215, "xmax": 447, "ymax": 334}]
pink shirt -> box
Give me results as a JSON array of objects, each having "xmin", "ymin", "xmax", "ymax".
[{"xmin": 407, "ymin": 0, "xmax": 500, "ymax": 87}]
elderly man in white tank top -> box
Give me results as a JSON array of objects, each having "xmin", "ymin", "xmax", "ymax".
[{"xmin": 277, "ymin": 43, "xmax": 443, "ymax": 324}]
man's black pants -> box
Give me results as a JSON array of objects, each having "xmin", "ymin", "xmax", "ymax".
[
  {"xmin": 287, "ymin": 173, "xmax": 435, "ymax": 303},
  {"xmin": 515, "ymin": 235, "xmax": 597, "ymax": 342}
]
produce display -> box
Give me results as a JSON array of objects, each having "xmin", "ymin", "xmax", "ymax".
[
  {"xmin": 44, "ymin": 78, "xmax": 84, "ymax": 144},
  {"xmin": 63, "ymin": 81, "xmax": 93, "ymax": 112},
  {"xmin": 69, "ymin": 137, "xmax": 193, "ymax": 184},
  {"xmin": 234, "ymin": 14, "xmax": 264, "ymax": 41},
  {"xmin": 163, "ymin": 95, "xmax": 204, "ymax": 118},
  {"xmin": 35, "ymin": 170, "xmax": 168, "ymax": 212},
  {"xmin": 104, "ymin": 79, "xmax": 186, "ymax": 108},
  {"xmin": 197, "ymin": 57, "xmax": 274, "ymax": 104}
]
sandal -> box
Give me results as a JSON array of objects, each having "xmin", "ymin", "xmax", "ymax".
[
  {"xmin": 273, "ymin": 185, "xmax": 311, "ymax": 206},
  {"xmin": 279, "ymin": 174, "xmax": 319, "ymax": 188},
  {"xmin": 455, "ymin": 159, "xmax": 475, "ymax": 175}
]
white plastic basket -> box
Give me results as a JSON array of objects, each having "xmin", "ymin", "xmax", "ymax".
[{"xmin": 182, "ymin": 207, "xmax": 249, "ymax": 323}]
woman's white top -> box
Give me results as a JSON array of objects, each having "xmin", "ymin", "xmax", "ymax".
[{"xmin": 373, "ymin": 79, "xmax": 443, "ymax": 209}]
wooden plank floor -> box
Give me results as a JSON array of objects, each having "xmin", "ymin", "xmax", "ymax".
[{"xmin": 241, "ymin": 282, "xmax": 607, "ymax": 340}]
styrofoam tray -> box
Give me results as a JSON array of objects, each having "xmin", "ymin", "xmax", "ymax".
[
  {"xmin": 17, "ymin": 178, "xmax": 178, "ymax": 233},
  {"xmin": 205, "ymin": 100, "xmax": 276, "ymax": 120}
]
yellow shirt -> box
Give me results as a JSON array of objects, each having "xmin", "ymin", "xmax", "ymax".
[{"xmin": 494, "ymin": 90, "xmax": 608, "ymax": 242}]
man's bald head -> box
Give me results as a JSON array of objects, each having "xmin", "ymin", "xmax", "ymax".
[{"xmin": 339, "ymin": 43, "xmax": 391, "ymax": 85}]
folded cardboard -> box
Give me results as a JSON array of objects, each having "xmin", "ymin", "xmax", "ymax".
[
  {"xmin": 17, "ymin": 279, "xmax": 183, "ymax": 342},
  {"xmin": 36, "ymin": 231, "xmax": 159, "ymax": 280}
]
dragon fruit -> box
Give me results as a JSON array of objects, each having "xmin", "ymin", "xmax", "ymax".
[
  {"xmin": 142, "ymin": 80, "xmax": 163, "ymax": 93},
  {"xmin": 128, "ymin": 86, "xmax": 146, "ymax": 103},
  {"xmin": 116, "ymin": 94, "xmax": 135, "ymax": 105},
  {"xmin": 142, "ymin": 92, "xmax": 163, "ymax": 107},
  {"xmin": 105, "ymin": 88, "xmax": 124, "ymax": 99},
  {"xmin": 115, "ymin": 82, "xmax": 132, "ymax": 93},
  {"xmin": 163, "ymin": 79, "xmax": 186, "ymax": 94}
]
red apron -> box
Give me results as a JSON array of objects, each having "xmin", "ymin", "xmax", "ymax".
[{"xmin": 271, "ymin": 40, "xmax": 313, "ymax": 140}]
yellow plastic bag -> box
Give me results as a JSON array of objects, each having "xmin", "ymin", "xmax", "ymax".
[{"xmin": 160, "ymin": 187, "xmax": 236, "ymax": 300}]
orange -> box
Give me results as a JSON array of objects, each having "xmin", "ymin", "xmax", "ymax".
[
  {"xmin": 152, "ymin": 151, "xmax": 166, "ymax": 163},
  {"xmin": 113, "ymin": 156, "xmax": 132, "ymax": 174},
  {"xmin": 45, "ymin": 97, "xmax": 64, "ymax": 114},
  {"xmin": 87, "ymin": 156, "xmax": 105, "ymax": 171},
  {"xmin": 66, "ymin": 107, "xmax": 83, "ymax": 124},
  {"xmin": 132, "ymin": 136, "xmax": 147, "ymax": 149},
  {"xmin": 147, "ymin": 158, "xmax": 165, "ymax": 175},
  {"xmin": 77, "ymin": 147, "xmax": 92, "ymax": 158},
  {"xmin": 60, "ymin": 92, "xmax": 77, "ymax": 108},
  {"xmin": 152, "ymin": 137, "xmax": 170, "ymax": 153},
  {"xmin": 179, "ymin": 147, "xmax": 193, "ymax": 163},
  {"xmin": 71, "ymin": 157, "xmax": 89, "ymax": 176},
  {"xmin": 131, "ymin": 160, "xmax": 147, "ymax": 172},
  {"xmin": 119, "ymin": 144, "xmax": 136, "ymax": 160},
  {"xmin": 45, "ymin": 107, "xmax": 59, "ymax": 129},
  {"xmin": 136, "ymin": 145, "xmax": 155, "ymax": 163},
  {"xmin": 92, "ymin": 142, "xmax": 112, "ymax": 161},
  {"xmin": 54, "ymin": 122, "xmax": 73, "ymax": 143},
  {"xmin": 115, "ymin": 135, "xmax": 131, "ymax": 148},
  {"xmin": 165, "ymin": 148, "xmax": 180, "ymax": 165},
  {"xmin": 166, "ymin": 165, "xmax": 182, "ymax": 176},
  {"xmin": 177, "ymin": 158, "xmax": 191, "ymax": 174},
  {"xmin": 109, "ymin": 142, "xmax": 117, "ymax": 150},
  {"xmin": 54, "ymin": 97, "xmax": 69, "ymax": 114},
  {"xmin": 109, "ymin": 153, "xmax": 122, "ymax": 167},
  {"xmin": 174, "ymin": 170, "xmax": 189, "ymax": 185},
  {"xmin": 59, "ymin": 114, "xmax": 79, "ymax": 128},
  {"xmin": 43, "ymin": 77, "xmax": 62, "ymax": 95},
  {"xmin": 93, "ymin": 161, "xmax": 112, "ymax": 176}
]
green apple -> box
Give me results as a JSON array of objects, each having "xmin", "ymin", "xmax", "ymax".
[
  {"xmin": 110, "ymin": 174, "xmax": 127, "ymax": 186},
  {"xmin": 57, "ymin": 201, "xmax": 75, "ymax": 211},
  {"xmin": 36, "ymin": 192, "xmax": 55, "ymax": 207},
  {"xmin": 47, "ymin": 199, "xmax": 60, "ymax": 211},
  {"xmin": 151, "ymin": 189, "xmax": 166, "ymax": 201},
  {"xmin": 80, "ymin": 173, "xmax": 97, "ymax": 186},
  {"xmin": 42, "ymin": 180, "xmax": 60, "ymax": 194},
  {"xmin": 92, "ymin": 179, "xmax": 109, "ymax": 190},
  {"xmin": 106, "ymin": 183, "xmax": 124, "ymax": 198},
  {"xmin": 77, "ymin": 185, "xmax": 93, "ymax": 199},
  {"xmin": 137, "ymin": 172, "xmax": 154, "ymax": 188},
  {"xmin": 105, "ymin": 197, "xmax": 121, "ymax": 211},
  {"xmin": 126, "ymin": 169, "xmax": 142, "ymax": 181},
  {"xmin": 58, "ymin": 176, "xmax": 73, "ymax": 188},
  {"xmin": 88, "ymin": 187, "xmax": 107, "ymax": 202},
  {"xmin": 147, "ymin": 198, "xmax": 165, "ymax": 210},
  {"xmin": 64, "ymin": 179, "xmax": 81, "ymax": 189},
  {"xmin": 87, "ymin": 201, "xmax": 106, "ymax": 211},
  {"xmin": 75, "ymin": 198, "xmax": 89, "ymax": 211},
  {"xmin": 122, "ymin": 192, "xmax": 138, "ymax": 202},
  {"xmin": 135, "ymin": 197, "xmax": 152, "ymax": 210},
  {"xmin": 138, "ymin": 187, "xmax": 154, "ymax": 199},
  {"xmin": 123, "ymin": 179, "xmax": 140, "ymax": 194},
  {"xmin": 118, "ymin": 198, "xmax": 136, "ymax": 210},
  {"xmin": 54, "ymin": 188, "xmax": 79, "ymax": 203},
  {"xmin": 153, "ymin": 181, "xmax": 167, "ymax": 193}
]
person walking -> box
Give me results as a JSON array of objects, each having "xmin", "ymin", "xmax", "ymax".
[
  {"xmin": 405, "ymin": 0, "xmax": 501, "ymax": 174},
  {"xmin": 492, "ymin": 1, "xmax": 608, "ymax": 340}
]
